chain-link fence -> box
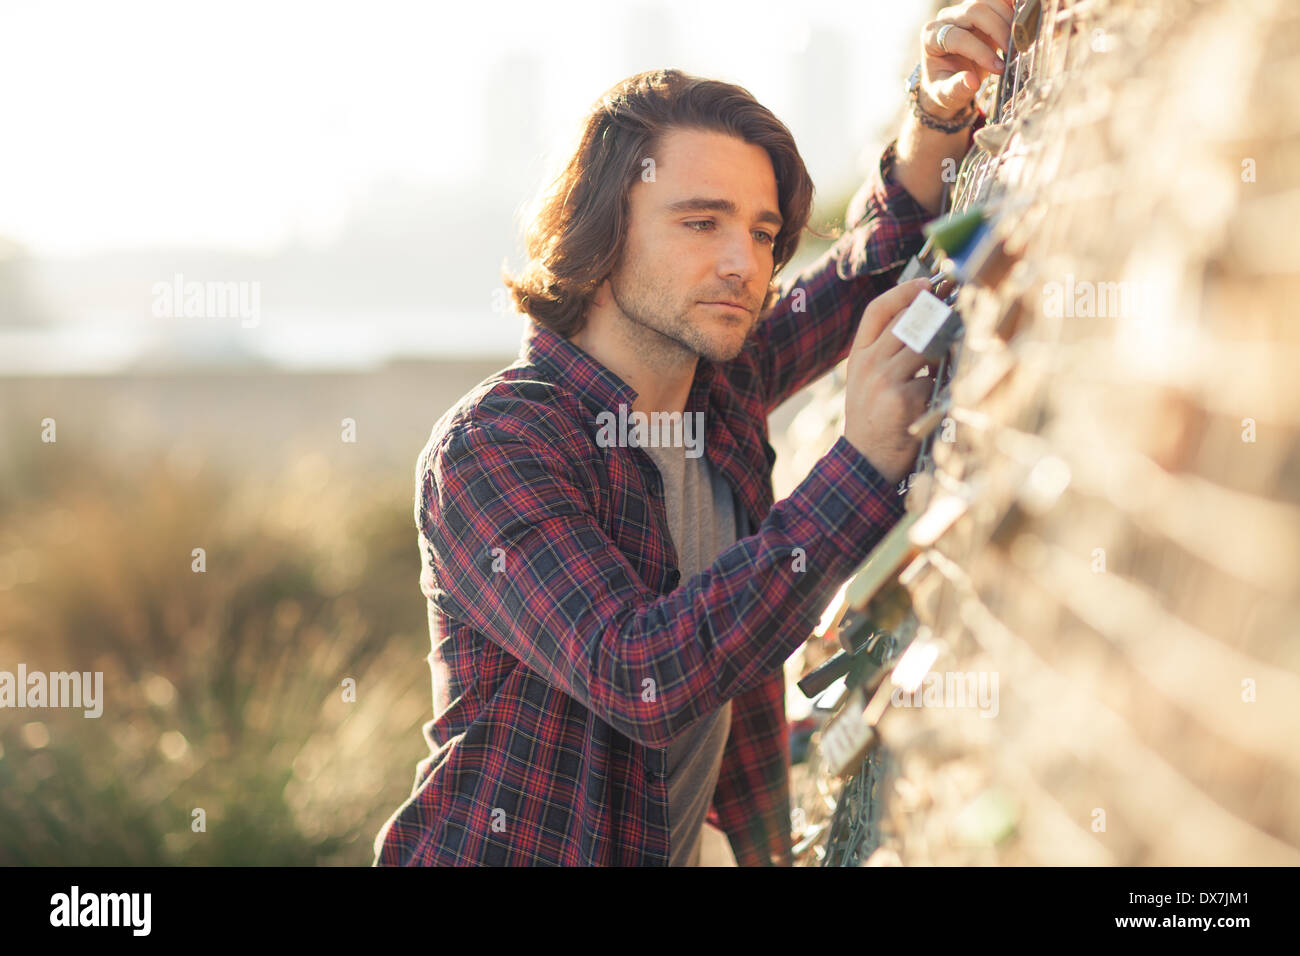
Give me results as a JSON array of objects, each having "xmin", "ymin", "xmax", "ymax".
[{"xmin": 790, "ymin": 0, "xmax": 1300, "ymax": 866}]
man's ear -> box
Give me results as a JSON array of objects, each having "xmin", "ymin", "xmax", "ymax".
[{"xmin": 591, "ymin": 276, "xmax": 612, "ymax": 309}]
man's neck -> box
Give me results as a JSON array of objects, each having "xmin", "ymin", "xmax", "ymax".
[{"xmin": 569, "ymin": 320, "xmax": 697, "ymax": 417}]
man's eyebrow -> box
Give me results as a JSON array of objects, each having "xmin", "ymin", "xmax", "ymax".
[{"xmin": 664, "ymin": 197, "xmax": 784, "ymax": 230}]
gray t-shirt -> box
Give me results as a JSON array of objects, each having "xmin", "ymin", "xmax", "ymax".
[{"xmin": 641, "ymin": 440, "xmax": 747, "ymax": 866}]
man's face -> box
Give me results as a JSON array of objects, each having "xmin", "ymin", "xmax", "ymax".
[{"xmin": 603, "ymin": 127, "xmax": 781, "ymax": 364}]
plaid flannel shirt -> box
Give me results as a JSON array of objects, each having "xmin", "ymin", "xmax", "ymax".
[{"xmin": 374, "ymin": 139, "xmax": 930, "ymax": 866}]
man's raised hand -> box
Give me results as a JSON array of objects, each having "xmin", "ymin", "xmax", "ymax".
[
  {"xmin": 843, "ymin": 278, "xmax": 936, "ymax": 486},
  {"xmin": 920, "ymin": 0, "xmax": 1014, "ymax": 118}
]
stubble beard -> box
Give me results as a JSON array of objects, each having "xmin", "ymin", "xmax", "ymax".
[{"xmin": 608, "ymin": 269, "xmax": 754, "ymax": 367}]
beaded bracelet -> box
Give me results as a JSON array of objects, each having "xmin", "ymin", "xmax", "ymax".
[{"xmin": 908, "ymin": 85, "xmax": 979, "ymax": 133}]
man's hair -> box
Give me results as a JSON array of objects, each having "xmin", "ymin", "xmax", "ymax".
[{"xmin": 502, "ymin": 68, "xmax": 816, "ymax": 338}]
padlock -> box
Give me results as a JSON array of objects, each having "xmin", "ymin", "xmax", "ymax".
[
  {"xmin": 819, "ymin": 686, "xmax": 877, "ymax": 777},
  {"xmin": 896, "ymin": 235, "xmax": 938, "ymax": 284},
  {"xmin": 836, "ymin": 608, "xmax": 876, "ymax": 654},
  {"xmin": 845, "ymin": 633, "xmax": 890, "ymax": 689},
  {"xmin": 923, "ymin": 207, "xmax": 987, "ymax": 258},
  {"xmin": 1012, "ymin": 0, "xmax": 1042, "ymax": 53},
  {"xmin": 796, "ymin": 647, "xmax": 852, "ymax": 699},
  {"xmin": 973, "ymin": 122, "xmax": 1011, "ymax": 155},
  {"xmin": 820, "ymin": 652, "xmax": 902, "ymax": 777},
  {"xmin": 860, "ymin": 581, "xmax": 913, "ymax": 636},
  {"xmin": 843, "ymin": 512, "xmax": 921, "ymax": 613},
  {"xmin": 965, "ymin": 235, "xmax": 1019, "ymax": 290},
  {"xmin": 908, "ymin": 492, "xmax": 970, "ymax": 549},
  {"xmin": 897, "ymin": 255, "xmax": 930, "ymax": 284},
  {"xmin": 943, "ymin": 217, "xmax": 996, "ymax": 282},
  {"xmin": 891, "ymin": 289, "xmax": 964, "ymax": 361},
  {"xmin": 904, "ymin": 469, "xmax": 936, "ymax": 513},
  {"xmin": 898, "ymin": 554, "xmax": 944, "ymax": 627},
  {"xmin": 907, "ymin": 402, "xmax": 951, "ymax": 439}
]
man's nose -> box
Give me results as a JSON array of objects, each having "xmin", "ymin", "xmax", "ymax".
[{"xmin": 716, "ymin": 226, "xmax": 762, "ymax": 286}]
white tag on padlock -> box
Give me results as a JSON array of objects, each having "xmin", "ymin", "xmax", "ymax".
[{"xmin": 891, "ymin": 290, "xmax": 954, "ymax": 355}]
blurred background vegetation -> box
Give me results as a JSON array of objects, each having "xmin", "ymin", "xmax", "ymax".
[{"xmin": 0, "ymin": 397, "xmax": 440, "ymax": 865}]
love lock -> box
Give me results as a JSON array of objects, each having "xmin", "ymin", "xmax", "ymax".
[
  {"xmin": 819, "ymin": 685, "xmax": 878, "ymax": 778},
  {"xmin": 899, "ymin": 554, "xmax": 945, "ymax": 628},
  {"xmin": 842, "ymin": 512, "xmax": 921, "ymax": 615},
  {"xmin": 891, "ymin": 290, "xmax": 964, "ymax": 362},
  {"xmin": 965, "ymin": 233, "xmax": 1019, "ymax": 290},
  {"xmin": 973, "ymin": 122, "xmax": 1012, "ymax": 155},
  {"xmin": 1012, "ymin": 0, "xmax": 1043, "ymax": 52}
]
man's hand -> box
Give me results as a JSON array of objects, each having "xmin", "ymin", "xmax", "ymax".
[
  {"xmin": 896, "ymin": 0, "xmax": 1015, "ymax": 211},
  {"xmin": 843, "ymin": 278, "xmax": 936, "ymax": 486},
  {"xmin": 919, "ymin": 0, "xmax": 1013, "ymax": 119}
]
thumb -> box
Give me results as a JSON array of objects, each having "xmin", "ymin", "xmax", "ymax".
[
  {"xmin": 851, "ymin": 278, "xmax": 928, "ymax": 353},
  {"xmin": 931, "ymin": 71, "xmax": 979, "ymax": 110}
]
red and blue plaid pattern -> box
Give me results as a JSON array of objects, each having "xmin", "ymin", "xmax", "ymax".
[{"xmin": 374, "ymin": 141, "xmax": 929, "ymax": 865}]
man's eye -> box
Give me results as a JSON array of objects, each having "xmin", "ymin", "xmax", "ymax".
[{"xmin": 685, "ymin": 220, "xmax": 775, "ymax": 246}]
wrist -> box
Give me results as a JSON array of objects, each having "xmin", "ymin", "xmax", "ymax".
[
  {"xmin": 904, "ymin": 66, "xmax": 977, "ymax": 135},
  {"xmin": 843, "ymin": 435, "xmax": 908, "ymax": 487},
  {"xmin": 916, "ymin": 87, "xmax": 964, "ymax": 122}
]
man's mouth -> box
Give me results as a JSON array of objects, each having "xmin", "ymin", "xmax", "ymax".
[{"xmin": 701, "ymin": 301, "xmax": 751, "ymax": 314}]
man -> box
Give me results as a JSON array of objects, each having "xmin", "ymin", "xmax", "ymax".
[{"xmin": 375, "ymin": 1, "xmax": 1012, "ymax": 866}]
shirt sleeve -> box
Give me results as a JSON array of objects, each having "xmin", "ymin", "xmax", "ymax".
[
  {"xmin": 419, "ymin": 420, "xmax": 907, "ymax": 750},
  {"xmin": 750, "ymin": 140, "xmax": 931, "ymax": 414}
]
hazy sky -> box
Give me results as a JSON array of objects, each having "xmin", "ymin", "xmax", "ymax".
[{"xmin": 1, "ymin": 0, "xmax": 924, "ymax": 258}]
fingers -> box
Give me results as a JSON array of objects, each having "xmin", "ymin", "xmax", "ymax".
[
  {"xmin": 961, "ymin": 0, "xmax": 1014, "ymax": 40},
  {"xmin": 927, "ymin": 2, "xmax": 1012, "ymax": 73},
  {"xmin": 883, "ymin": 341, "xmax": 936, "ymax": 384},
  {"xmin": 902, "ymin": 376, "xmax": 937, "ymax": 405},
  {"xmin": 850, "ymin": 277, "xmax": 930, "ymax": 354},
  {"xmin": 892, "ymin": 378, "xmax": 937, "ymax": 444},
  {"xmin": 929, "ymin": 22, "xmax": 1005, "ymax": 75}
]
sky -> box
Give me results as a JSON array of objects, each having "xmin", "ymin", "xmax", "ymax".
[{"xmin": 0, "ymin": 0, "xmax": 925, "ymax": 259}]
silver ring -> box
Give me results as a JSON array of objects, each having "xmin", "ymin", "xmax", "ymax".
[{"xmin": 937, "ymin": 23, "xmax": 955, "ymax": 53}]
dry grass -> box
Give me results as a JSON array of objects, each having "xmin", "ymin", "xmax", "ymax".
[{"xmin": 0, "ymin": 417, "xmax": 432, "ymax": 865}]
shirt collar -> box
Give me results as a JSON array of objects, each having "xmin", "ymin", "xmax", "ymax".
[
  {"xmin": 520, "ymin": 321, "xmax": 719, "ymax": 420},
  {"xmin": 519, "ymin": 319, "xmax": 770, "ymax": 553}
]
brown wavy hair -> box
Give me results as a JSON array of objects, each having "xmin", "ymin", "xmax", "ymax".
[{"xmin": 502, "ymin": 68, "xmax": 819, "ymax": 338}]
